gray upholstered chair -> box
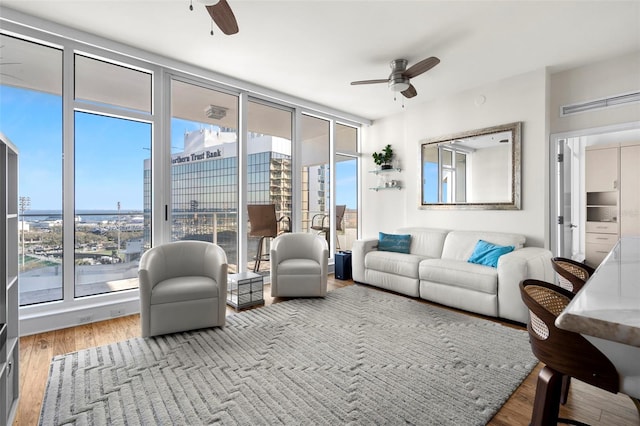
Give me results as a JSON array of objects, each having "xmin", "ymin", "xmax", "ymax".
[
  {"xmin": 270, "ymin": 232, "xmax": 328, "ymax": 298},
  {"xmin": 138, "ymin": 240, "xmax": 228, "ymax": 337}
]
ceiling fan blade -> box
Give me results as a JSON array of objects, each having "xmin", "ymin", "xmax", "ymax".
[
  {"xmin": 401, "ymin": 84, "xmax": 417, "ymax": 99},
  {"xmin": 350, "ymin": 79, "xmax": 389, "ymax": 85},
  {"xmin": 205, "ymin": 0, "xmax": 239, "ymax": 35},
  {"xmin": 403, "ymin": 56, "xmax": 440, "ymax": 79}
]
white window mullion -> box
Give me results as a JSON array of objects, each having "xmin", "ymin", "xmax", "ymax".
[
  {"xmin": 237, "ymin": 92, "xmax": 248, "ymax": 271},
  {"xmin": 292, "ymin": 108, "xmax": 303, "ymax": 233},
  {"xmin": 156, "ymin": 69, "xmax": 171, "ymax": 246},
  {"xmin": 62, "ymin": 44, "xmax": 76, "ymax": 302}
]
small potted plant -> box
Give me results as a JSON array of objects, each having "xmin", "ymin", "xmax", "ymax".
[{"xmin": 372, "ymin": 144, "xmax": 394, "ymax": 170}]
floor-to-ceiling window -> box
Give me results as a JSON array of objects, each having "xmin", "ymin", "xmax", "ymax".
[
  {"xmin": 169, "ymin": 79, "xmax": 239, "ymax": 270},
  {"xmin": 301, "ymin": 114, "xmax": 331, "ymax": 247},
  {"xmin": 335, "ymin": 123, "xmax": 359, "ymax": 251},
  {"xmin": 73, "ymin": 54, "xmax": 152, "ymax": 297},
  {"xmin": 246, "ymin": 100, "xmax": 292, "ymax": 274},
  {"xmin": 1, "ymin": 19, "xmax": 363, "ymax": 333},
  {"xmin": 0, "ymin": 34, "xmax": 64, "ymax": 306},
  {"xmin": 74, "ymin": 112, "xmax": 150, "ymax": 297}
]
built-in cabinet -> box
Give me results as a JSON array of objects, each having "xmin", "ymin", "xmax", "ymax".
[
  {"xmin": 585, "ymin": 146, "xmax": 618, "ymax": 192},
  {"xmin": 620, "ymin": 144, "xmax": 640, "ymax": 236},
  {"xmin": 0, "ymin": 133, "xmax": 19, "ymax": 425},
  {"xmin": 585, "ymin": 143, "xmax": 640, "ymax": 267}
]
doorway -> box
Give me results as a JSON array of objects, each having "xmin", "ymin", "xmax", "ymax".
[{"xmin": 550, "ymin": 122, "xmax": 640, "ymax": 263}]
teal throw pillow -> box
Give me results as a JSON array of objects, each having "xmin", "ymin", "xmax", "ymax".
[
  {"xmin": 378, "ymin": 232, "xmax": 411, "ymax": 254},
  {"xmin": 467, "ymin": 239, "xmax": 515, "ymax": 268}
]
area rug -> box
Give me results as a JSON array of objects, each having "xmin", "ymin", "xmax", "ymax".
[{"xmin": 40, "ymin": 285, "xmax": 536, "ymax": 425}]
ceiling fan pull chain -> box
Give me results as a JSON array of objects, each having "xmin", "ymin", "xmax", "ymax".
[
  {"xmin": 210, "ymin": 20, "xmax": 214, "ymax": 36},
  {"xmin": 189, "ymin": 0, "xmax": 193, "ymax": 11}
]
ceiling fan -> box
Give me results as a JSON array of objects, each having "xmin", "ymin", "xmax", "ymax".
[
  {"xmin": 351, "ymin": 57, "xmax": 440, "ymax": 99},
  {"xmin": 190, "ymin": 0, "xmax": 239, "ymax": 35}
]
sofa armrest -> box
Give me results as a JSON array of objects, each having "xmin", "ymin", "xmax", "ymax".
[
  {"xmin": 351, "ymin": 238, "xmax": 378, "ymax": 282},
  {"xmin": 497, "ymin": 247, "xmax": 554, "ymax": 323}
]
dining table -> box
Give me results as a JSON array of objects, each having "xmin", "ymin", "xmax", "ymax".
[{"xmin": 556, "ymin": 236, "xmax": 640, "ymax": 399}]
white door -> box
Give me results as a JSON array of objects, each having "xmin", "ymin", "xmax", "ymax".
[{"xmin": 556, "ymin": 138, "xmax": 583, "ymax": 259}]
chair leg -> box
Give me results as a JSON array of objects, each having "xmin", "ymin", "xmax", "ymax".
[
  {"xmin": 530, "ymin": 365, "xmax": 563, "ymax": 426},
  {"xmin": 561, "ymin": 375, "xmax": 571, "ymax": 405},
  {"xmin": 254, "ymin": 236, "xmax": 265, "ymax": 273}
]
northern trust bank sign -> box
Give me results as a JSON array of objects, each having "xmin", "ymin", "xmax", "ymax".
[{"xmin": 171, "ymin": 148, "xmax": 223, "ymax": 164}]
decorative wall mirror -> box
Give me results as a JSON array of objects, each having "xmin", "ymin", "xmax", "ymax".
[{"xmin": 420, "ymin": 121, "xmax": 521, "ymax": 210}]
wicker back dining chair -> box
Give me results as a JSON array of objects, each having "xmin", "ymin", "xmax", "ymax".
[
  {"xmin": 550, "ymin": 257, "xmax": 595, "ymax": 293},
  {"xmin": 520, "ymin": 279, "xmax": 639, "ymax": 425}
]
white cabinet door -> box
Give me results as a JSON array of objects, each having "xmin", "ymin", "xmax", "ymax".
[
  {"xmin": 586, "ymin": 146, "xmax": 619, "ymax": 192},
  {"xmin": 621, "ymin": 144, "xmax": 640, "ymax": 235}
]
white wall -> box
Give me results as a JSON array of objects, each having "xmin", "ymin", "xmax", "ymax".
[
  {"xmin": 550, "ymin": 51, "xmax": 640, "ymax": 134},
  {"xmin": 361, "ymin": 69, "xmax": 549, "ymax": 247}
]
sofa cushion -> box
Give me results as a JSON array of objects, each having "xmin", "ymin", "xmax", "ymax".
[
  {"xmin": 365, "ymin": 250, "xmax": 427, "ymax": 278},
  {"xmin": 467, "ymin": 240, "xmax": 515, "ymax": 268},
  {"xmin": 441, "ymin": 231, "xmax": 525, "ymax": 261},
  {"xmin": 419, "ymin": 259, "xmax": 498, "ymax": 294},
  {"xmin": 378, "ymin": 232, "xmax": 411, "ymax": 254},
  {"xmin": 396, "ymin": 227, "xmax": 449, "ymax": 258}
]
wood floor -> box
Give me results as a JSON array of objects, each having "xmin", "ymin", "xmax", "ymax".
[{"xmin": 16, "ymin": 278, "xmax": 640, "ymax": 425}]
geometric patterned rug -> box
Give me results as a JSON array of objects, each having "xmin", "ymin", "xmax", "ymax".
[{"xmin": 39, "ymin": 285, "xmax": 536, "ymax": 425}]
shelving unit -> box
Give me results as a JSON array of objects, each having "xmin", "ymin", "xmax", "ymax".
[
  {"xmin": 1, "ymin": 133, "xmax": 20, "ymax": 425},
  {"xmin": 369, "ymin": 167, "xmax": 402, "ymax": 191},
  {"xmin": 585, "ymin": 145, "xmax": 619, "ymax": 267},
  {"xmin": 369, "ymin": 167, "xmax": 401, "ymax": 175}
]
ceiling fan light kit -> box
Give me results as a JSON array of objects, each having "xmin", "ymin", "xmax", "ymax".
[
  {"xmin": 351, "ymin": 56, "xmax": 440, "ymax": 100},
  {"xmin": 389, "ymin": 78, "xmax": 410, "ymax": 92}
]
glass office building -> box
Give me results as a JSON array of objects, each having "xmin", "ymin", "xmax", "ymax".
[{"xmin": 143, "ymin": 126, "xmax": 307, "ymax": 267}]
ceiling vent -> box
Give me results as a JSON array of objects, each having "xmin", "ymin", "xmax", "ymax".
[
  {"xmin": 205, "ymin": 105, "xmax": 228, "ymax": 120},
  {"xmin": 561, "ymin": 91, "xmax": 640, "ymax": 116}
]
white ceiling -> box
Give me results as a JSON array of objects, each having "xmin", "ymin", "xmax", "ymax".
[{"xmin": 1, "ymin": 0, "xmax": 639, "ymax": 121}]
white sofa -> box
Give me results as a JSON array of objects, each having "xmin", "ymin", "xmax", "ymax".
[{"xmin": 351, "ymin": 227, "xmax": 554, "ymax": 324}]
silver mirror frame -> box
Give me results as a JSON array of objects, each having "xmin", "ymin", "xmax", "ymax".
[{"xmin": 419, "ymin": 121, "xmax": 521, "ymax": 210}]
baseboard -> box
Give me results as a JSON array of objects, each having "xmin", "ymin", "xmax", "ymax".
[{"xmin": 19, "ymin": 297, "xmax": 140, "ymax": 336}]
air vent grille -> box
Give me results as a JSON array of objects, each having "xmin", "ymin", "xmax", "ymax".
[{"xmin": 561, "ymin": 91, "xmax": 640, "ymax": 116}]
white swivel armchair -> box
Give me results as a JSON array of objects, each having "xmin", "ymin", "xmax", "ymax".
[
  {"xmin": 138, "ymin": 240, "xmax": 228, "ymax": 337},
  {"xmin": 270, "ymin": 232, "xmax": 328, "ymax": 298}
]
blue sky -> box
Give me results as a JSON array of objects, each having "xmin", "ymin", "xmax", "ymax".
[
  {"xmin": 0, "ymin": 86, "xmax": 63, "ymax": 210},
  {"xmin": 1, "ymin": 85, "xmax": 357, "ymax": 211}
]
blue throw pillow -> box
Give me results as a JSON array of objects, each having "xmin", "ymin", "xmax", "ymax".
[
  {"xmin": 378, "ymin": 232, "xmax": 411, "ymax": 254},
  {"xmin": 467, "ymin": 239, "xmax": 515, "ymax": 268}
]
